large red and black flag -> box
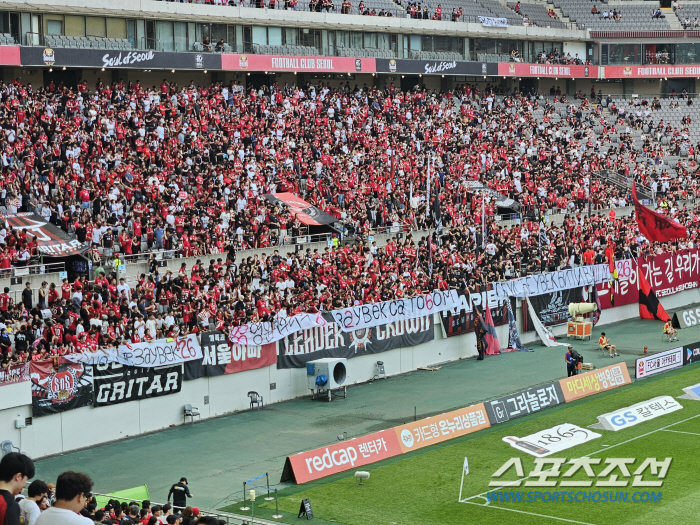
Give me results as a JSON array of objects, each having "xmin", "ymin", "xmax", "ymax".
[
  {"xmin": 631, "ymin": 182, "xmax": 687, "ymax": 243},
  {"xmin": 474, "ymin": 301, "xmax": 501, "ymax": 356},
  {"xmin": 638, "ymin": 269, "xmax": 671, "ymax": 322}
]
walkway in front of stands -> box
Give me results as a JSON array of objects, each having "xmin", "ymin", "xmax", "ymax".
[{"xmin": 34, "ymin": 311, "xmax": 698, "ymax": 511}]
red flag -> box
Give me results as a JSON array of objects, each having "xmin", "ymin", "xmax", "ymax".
[
  {"xmin": 482, "ymin": 302, "xmax": 501, "ymax": 356},
  {"xmin": 638, "ymin": 268, "xmax": 671, "ymax": 322},
  {"xmin": 631, "ymin": 182, "xmax": 687, "ymax": 242}
]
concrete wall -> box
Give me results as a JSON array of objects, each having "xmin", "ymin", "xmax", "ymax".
[
  {"xmin": 0, "ymin": 314, "xmax": 481, "ymax": 458},
  {"xmin": 3, "ymin": 283, "xmax": 699, "ymax": 459},
  {"xmin": 563, "ymin": 41, "xmax": 587, "ymax": 62}
]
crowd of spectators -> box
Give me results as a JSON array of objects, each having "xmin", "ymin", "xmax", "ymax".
[
  {"xmin": 0, "ymin": 452, "xmax": 222, "ymax": 525},
  {"xmin": 0, "ymin": 76, "xmax": 698, "ymax": 368},
  {"xmin": 536, "ymin": 49, "xmax": 588, "ymax": 65}
]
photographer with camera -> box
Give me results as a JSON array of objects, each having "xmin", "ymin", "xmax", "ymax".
[{"xmin": 565, "ymin": 345, "xmax": 578, "ymax": 377}]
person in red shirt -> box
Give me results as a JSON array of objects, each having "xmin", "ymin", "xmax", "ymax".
[
  {"xmin": 0, "ymin": 286, "xmax": 11, "ymax": 314},
  {"xmin": 61, "ymin": 279, "xmax": 72, "ymax": 301},
  {"xmin": 50, "ymin": 321, "xmax": 64, "ymax": 346},
  {"xmin": 47, "ymin": 283, "xmax": 60, "ymax": 305}
]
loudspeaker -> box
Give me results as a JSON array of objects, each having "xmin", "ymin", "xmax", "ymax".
[{"xmin": 568, "ymin": 302, "xmax": 596, "ymax": 318}]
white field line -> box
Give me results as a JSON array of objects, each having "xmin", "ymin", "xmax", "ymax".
[
  {"xmin": 661, "ymin": 429, "xmax": 700, "ymax": 436},
  {"xmin": 461, "ymin": 413, "xmax": 700, "ymax": 504}
]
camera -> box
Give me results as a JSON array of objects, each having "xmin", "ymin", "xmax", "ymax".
[{"xmin": 571, "ymin": 349, "xmax": 583, "ymax": 365}]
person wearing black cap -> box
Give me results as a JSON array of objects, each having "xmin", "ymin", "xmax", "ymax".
[{"xmin": 166, "ymin": 478, "xmax": 193, "ymax": 510}]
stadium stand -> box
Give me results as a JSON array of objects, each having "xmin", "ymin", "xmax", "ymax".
[
  {"xmin": 507, "ymin": 2, "xmax": 568, "ymax": 28},
  {"xmin": 44, "ymin": 35, "xmax": 133, "ymax": 50},
  {"xmin": 0, "ymin": 73, "xmax": 698, "ymax": 371},
  {"xmin": 252, "ymin": 43, "xmax": 319, "ymax": 55},
  {"xmin": 554, "ymin": 0, "xmax": 673, "ymax": 30}
]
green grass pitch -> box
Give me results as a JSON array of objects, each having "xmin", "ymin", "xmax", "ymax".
[{"xmin": 222, "ymin": 365, "xmax": 700, "ymax": 525}]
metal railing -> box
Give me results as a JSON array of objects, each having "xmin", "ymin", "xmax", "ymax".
[
  {"xmin": 140, "ymin": 36, "xmax": 161, "ymax": 51},
  {"xmin": 7, "ymin": 262, "xmax": 65, "ymax": 278},
  {"xmin": 90, "ymin": 492, "xmax": 282, "ymax": 525},
  {"xmin": 24, "ymin": 31, "xmax": 41, "ymax": 47},
  {"xmin": 98, "ymin": 249, "xmax": 181, "ymax": 266}
]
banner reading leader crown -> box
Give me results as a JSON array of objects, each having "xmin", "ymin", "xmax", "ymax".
[{"xmin": 278, "ymin": 314, "xmax": 434, "ymax": 368}]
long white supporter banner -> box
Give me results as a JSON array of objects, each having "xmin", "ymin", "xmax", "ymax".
[
  {"xmin": 493, "ymin": 261, "xmax": 632, "ymax": 299},
  {"xmin": 228, "ymin": 312, "xmax": 327, "ymax": 347},
  {"xmin": 479, "ymin": 16, "xmax": 508, "ymax": 27},
  {"xmin": 331, "ymin": 290, "xmax": 460, "ymax": 332},
  {"xmin": 63, "ymin": 334, "xmax": 201, "ymax": 367}
]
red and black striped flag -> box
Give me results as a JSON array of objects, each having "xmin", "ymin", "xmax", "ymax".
[{"xmin": 638, "ymin": 269, "xmax": 670, "ymax": 322}]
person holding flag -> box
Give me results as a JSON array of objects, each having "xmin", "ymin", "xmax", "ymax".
[
  {"xmin": 473, "ymin": 302, "xmax": 501, "ymax": 360},
  {"xmin": 473, "ymin": 306, "xmax": 486, "ymax": 361}
]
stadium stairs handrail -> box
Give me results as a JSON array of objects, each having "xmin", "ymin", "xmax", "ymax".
[{"xmin": 90, "ymin": 492, "xmax": 280, "ymax": 525}]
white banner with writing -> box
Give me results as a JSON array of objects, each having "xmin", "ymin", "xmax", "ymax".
[
  {"xmin": 63, "ymin": 334, "xmax": 201, "ymax": 367},
  {"xmin": 479, "ymin": 16, "xmax": 508, "ymax": 27},
  {"xmin": 597, "ymin": 396, "xmax": 682, "ymax": 431},
  {"xmin": 331, "ymin": 290, "xmax": 460, "ymax": 332},
  {"xmin": 503, "ymin": 423, "xmax": 601, "ymax": 457},
  {"xmin": 493, "ymin": 260, "xmax": 632, "ymax": 299},
  {"xmin": 228, "ymin": 312, "xmax": 328, "ymax": 347}
]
